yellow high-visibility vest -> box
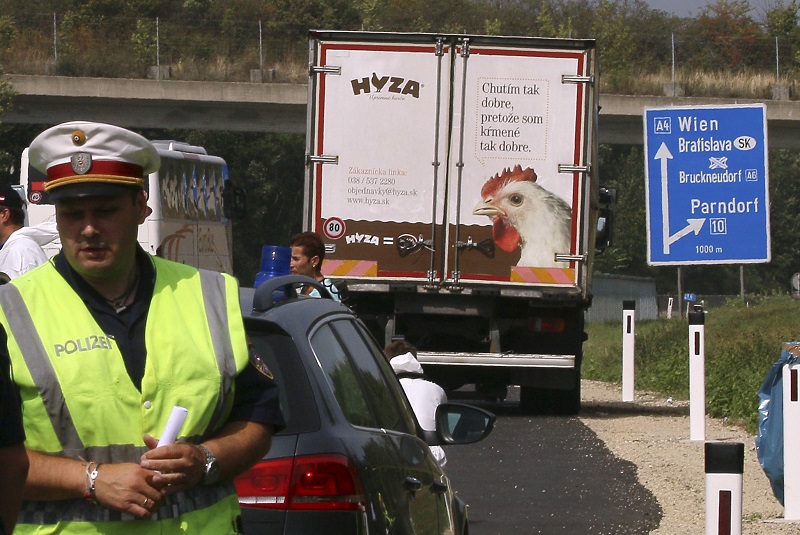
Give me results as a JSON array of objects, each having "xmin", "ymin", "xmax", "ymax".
[{"xmin": 0, "ymin": 257, "xmax": 249, "ymax": 534}]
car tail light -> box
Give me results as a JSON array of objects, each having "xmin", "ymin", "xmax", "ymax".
[
  {"xmin": 235, "ymin": 454, "xmax": 366, "ymax": 511},
  {"xmin": 528, "ymin": 317, "xmax": 566, "ymax": 333}
]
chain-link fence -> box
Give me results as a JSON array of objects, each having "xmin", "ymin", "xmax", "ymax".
[
  {"xmin": 1, "ymin": 13, "xmax": 797, "ymax": 100},
  {"xmin": 1, "ymin": 14, "xmax": 308, "ymax": 83}
]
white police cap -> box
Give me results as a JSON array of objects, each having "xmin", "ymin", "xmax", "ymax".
[{"xmin": 28, "ymin": 121, "xmax": 160, "ymax": 201}]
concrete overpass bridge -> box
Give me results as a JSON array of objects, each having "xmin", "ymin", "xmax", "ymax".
[{"xmin": 4, "ymin": 74, "xmax": 800, "ymax": 148}]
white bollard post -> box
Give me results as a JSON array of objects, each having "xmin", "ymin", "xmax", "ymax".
[
  {"xmin": 689, "ymin": 305, "xmax": 706, "ymax": 441},
  {"xmin": 783, "ymin": 362, "xmax": 800, "ymax": 519},
  {"xmin": 705, "ymin": 442, "xmax": 744, "ymax": 535},
  {"xmin": 622, "ymin": 300, "xmax": 635, "ymax": 402}
]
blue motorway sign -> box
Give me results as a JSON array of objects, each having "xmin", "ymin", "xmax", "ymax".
[{"xmin": 644, "ymin": 104, "xmax": 769, "ymax": 266}]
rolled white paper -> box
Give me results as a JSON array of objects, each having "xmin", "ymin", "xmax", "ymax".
[{"xmin": 157, "ymin": 406, "xmax": 188, "ymax": 447}]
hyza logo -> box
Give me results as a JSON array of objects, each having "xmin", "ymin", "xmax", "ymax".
[
  {"xmin": 345, "ymin": 233, "xmax": 380, "ymax": 245},
  {"xmin": 351, "ymin": 73, "xmax": 421, "ymax": 98}
]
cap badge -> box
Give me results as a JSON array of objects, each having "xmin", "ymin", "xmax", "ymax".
[
  {"xmin": 71, "ymin": 130, "xmax": 87, "ymax": 146},
  {"xmin": 71, "ymin": 152, "xmax": 93, "ymax": 175}
]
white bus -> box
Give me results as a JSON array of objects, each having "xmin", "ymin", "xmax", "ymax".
[{"xmin": 20, "ymin": 140, "xmax": 244, "ymax": 275}]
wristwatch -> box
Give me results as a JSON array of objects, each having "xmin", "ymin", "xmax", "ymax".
[{"xmin": 199, "ymin": 444, "xmax": 220, "ymax": 485}]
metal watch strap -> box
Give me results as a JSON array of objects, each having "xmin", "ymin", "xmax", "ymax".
[{"xmin": 199, "ymin": 444, "xmax": 219, "ymax": 485}]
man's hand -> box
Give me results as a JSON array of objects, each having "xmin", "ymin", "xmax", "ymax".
[
  {"xmin": 91, "ymin": 462, "xmax": 163, "ymax": 519},
  {"xmin": 140, "ymin": 434, "xmax": 206, "ymax": 496},
  {"xmin": 23, "ymin": 451, "xmax": 162, "ymax": 518}
]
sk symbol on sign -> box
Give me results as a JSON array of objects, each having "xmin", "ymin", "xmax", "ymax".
[{"xmin": 653, "ymin": 117, "xmax": 672, "ymax": 134}]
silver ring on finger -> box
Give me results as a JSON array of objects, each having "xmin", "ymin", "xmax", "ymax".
[{"xmin": 143, "ymin": 497, "xmax": 150, "ymax": 507}]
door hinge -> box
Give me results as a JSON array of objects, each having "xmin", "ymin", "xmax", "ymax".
[{"xmin": 310, "ymin": 65, "xmax": 341, "ymax": 76}]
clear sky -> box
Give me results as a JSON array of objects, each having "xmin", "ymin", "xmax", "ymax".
[{"xmin": 644, "ymin": 0, "xmax": 773, "ymax": 18}]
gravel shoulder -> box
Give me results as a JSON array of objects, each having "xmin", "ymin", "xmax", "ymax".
[{"xmin": 579, "ymin": 380, "xmax": 797, "ymax": 534}]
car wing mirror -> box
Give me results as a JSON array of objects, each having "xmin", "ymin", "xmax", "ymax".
[{"xmin": 423, "ymin": 402, "xmax": 495, "ymax": 446}]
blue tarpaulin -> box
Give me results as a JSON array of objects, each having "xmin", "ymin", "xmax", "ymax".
[{"xmin": 756, "ymin": 343, "xmax": 800, "ymax": 505}]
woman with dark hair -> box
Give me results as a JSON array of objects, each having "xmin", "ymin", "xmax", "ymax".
[{"xmin": 288, "ymin": 231, "xmax": 342, "ymax": 302}]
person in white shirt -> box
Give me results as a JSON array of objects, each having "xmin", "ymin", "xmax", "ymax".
[
  {"xmin": 0, "ymin": 185, "xmax": 55, "ymax": 280},
  {"xmin": 384, "ymin": 339, "xmax": 447, "ymax": 467}
]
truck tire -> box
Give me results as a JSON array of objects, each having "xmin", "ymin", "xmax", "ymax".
[{"xmin": 520, "ymin": 383, "xmax": 580, "ymax": 415}]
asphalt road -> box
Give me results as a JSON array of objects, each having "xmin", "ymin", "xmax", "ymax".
[{"xmin": 443, "ymin": 392, "xmax": 662, "ymax": 534}]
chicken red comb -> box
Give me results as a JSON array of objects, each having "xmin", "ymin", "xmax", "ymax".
[{"xmin": 480, "ymin": 165, "xmax": 538, "ymax": 198}]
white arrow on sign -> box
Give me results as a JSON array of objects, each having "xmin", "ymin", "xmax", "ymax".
[
  {"xmin": 655, "ymin": 143, "xmax": 707, "ymax": 254},
  {"xmin": 668, "ymin": 218, "xmax": 706, "ymax": 246},
  {"xmin": 655, "ymin": 142, "xmax": 673, "ymax": 254}
]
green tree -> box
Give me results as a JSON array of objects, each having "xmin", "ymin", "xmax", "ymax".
[
  {"xmin": 536, "ymin": 1, "xmax": 574, "ymax": 38},
  {"xmin": 682, "ymin": 0, "xmax": 765, "ymax": 71},
  {"xmin": 0, "ymin": 16, "xmax": 18, "ymax": 180},
  {"xmin": 764, "ymin": 1, "xmax": 800, "ymax": 76},
  {"xmin": 355, "ymin": 0, "xmax": 480, "ymax": 33},
  {"xmin": 131, "ymin": 18, "xmax": 158, "ymax": 72},
  {"xmin": 262, "ymin": 0, "xmax": 361, "ymax": 42},
  {"xmin": 592, "ymin": 0, "xmax": 637, "ymax": 80},
  {"xmin": 595, "ymin": 144, "xmax": 649, "ymax": 277}
]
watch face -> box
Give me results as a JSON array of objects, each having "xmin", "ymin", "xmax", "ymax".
[
  {"xmin": 201, "ymin": 445, "xmax": 220, "ymax": 484},
  {"xmin": 205, "ymin": 460, "xmax": 220, "ymax": 484}
]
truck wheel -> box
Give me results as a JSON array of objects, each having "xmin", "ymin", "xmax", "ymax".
[
  {"xmin": 552, "ymin": 384, "xmax": 581, "ymax": 416},
  {"xmin": 520, "ymin": 384, "xmax": 580, "ymax": 415},
  {"xmin": 519, "ymin": 386, "xmax": 548, "ymax": 414}
]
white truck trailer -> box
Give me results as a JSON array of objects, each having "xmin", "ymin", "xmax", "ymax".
[{"xmin": 305, "ymin": 31, "xmax": 613, "ymax": 413}]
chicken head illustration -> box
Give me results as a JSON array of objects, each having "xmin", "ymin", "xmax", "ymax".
[{"xmin": 473, "ymin": 165, "xmax": 572, "ymax": 268}]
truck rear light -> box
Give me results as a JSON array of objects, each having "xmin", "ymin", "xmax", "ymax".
[
  {"xmin": 529, "ymin": 318, "xmax": 566, "ymax": 333},
  {"xmin": 235, "ymin": 454, "xmax": 366, "ymax": 512}
]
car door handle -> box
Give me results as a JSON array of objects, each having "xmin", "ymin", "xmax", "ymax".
[
  {"xmin": 430, "ymin": 480, "xmax": 448, "ymax": 494},
  {"xmin": 403, "ymin": 476, "xmax": 423, "ymax": 492}
]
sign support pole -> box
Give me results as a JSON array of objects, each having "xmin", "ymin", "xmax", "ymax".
[{"xmin": 740, "ymin": 266, "xmax": 745, "ymax": 302}]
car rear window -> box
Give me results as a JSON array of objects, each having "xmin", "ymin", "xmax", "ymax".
[
  {"xmin": 310, "ymin": 318, "xmax": 415, "ymax": 435},
  {"xmin": 246, "ymin": 325, "xmax": 320, "ymax": 435}
]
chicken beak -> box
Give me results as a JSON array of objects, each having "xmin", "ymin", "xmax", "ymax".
[{"xmin": 473, "ymin": 201, "xmax": 504, "ymax": 218}]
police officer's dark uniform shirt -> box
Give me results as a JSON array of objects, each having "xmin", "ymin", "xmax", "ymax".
[
  {"xmin": 0, "ymin": 324, "xmax": 25, "ymax": 448},
  {"xmin": 52, "ymin": 248, "xmax": 285, "ymax": 431}
]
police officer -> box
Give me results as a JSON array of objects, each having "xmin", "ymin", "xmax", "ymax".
[{"xmin": 0, "ymin": 121, "xmax": 284, "ymax": 533}]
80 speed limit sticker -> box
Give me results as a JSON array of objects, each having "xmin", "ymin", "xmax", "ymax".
[{"xmin": 322, "ymin": 217, "xmax": 346, "ymax": 240}]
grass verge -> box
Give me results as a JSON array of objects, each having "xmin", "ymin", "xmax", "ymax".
[{"xmin": 583, "ymin": 294, "xmax": 800, "ymax": 434}]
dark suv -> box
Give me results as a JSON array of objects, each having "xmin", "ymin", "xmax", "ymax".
[{"xmin": 236, "ymin": 275, "xmax": 495, "ymax": 534}]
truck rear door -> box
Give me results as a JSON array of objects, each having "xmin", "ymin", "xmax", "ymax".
[
  {"xmin": 445, "ymin": 36, "xmax": 595, "ymax": 289},
  {"xmin": 307, "ymin": 32, "xmax": 452, "ymax": 286}
]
